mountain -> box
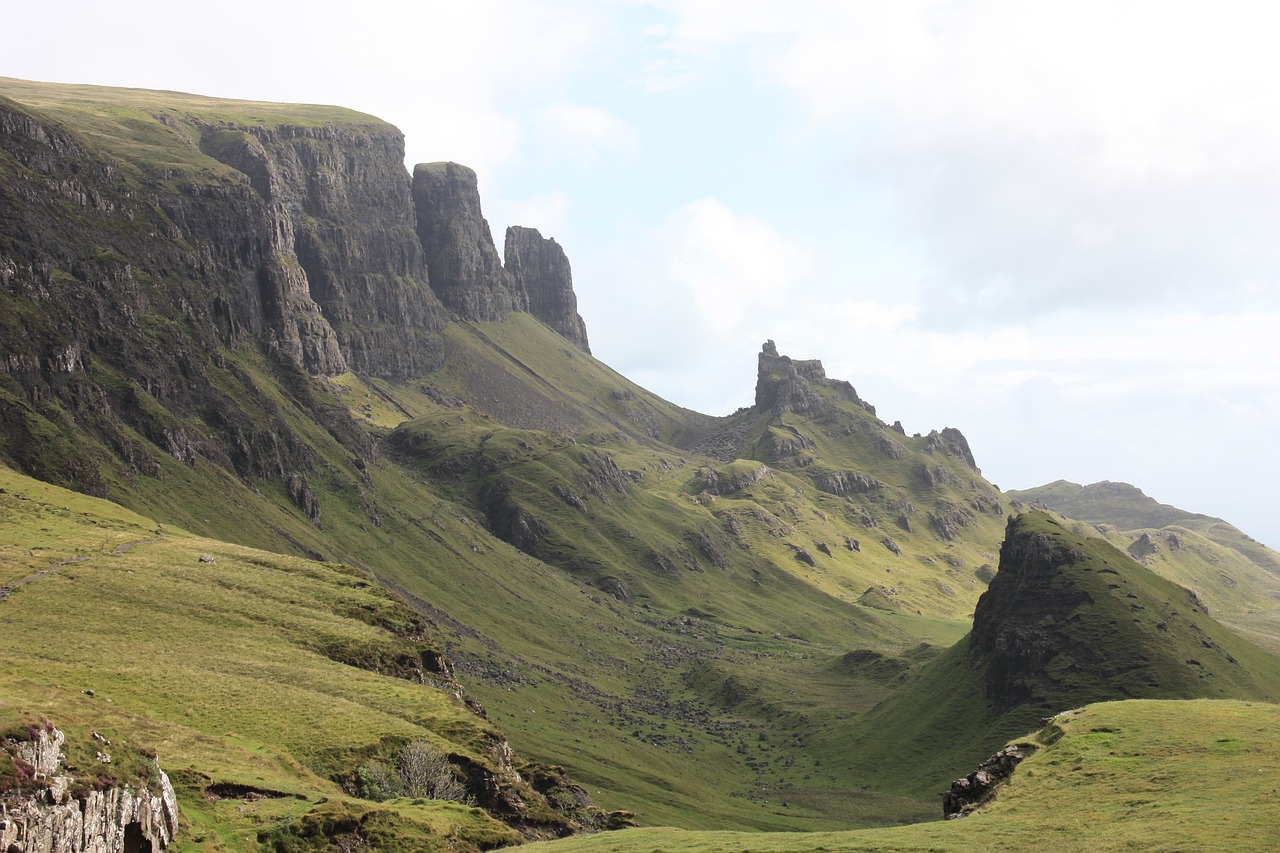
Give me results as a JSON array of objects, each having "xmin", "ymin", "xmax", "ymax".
[
  {"xmin": 3, "ymin": 77, "xmax": 1280, "ymax": 850},
  {"xmin": 1010, "ymin": 480, "xmax": 1280, "ymax": 654},
  {"xmin": 819, "ymin": 510, "xmax": 1280, "ymax": 797}
]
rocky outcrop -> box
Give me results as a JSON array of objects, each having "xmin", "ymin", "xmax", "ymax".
[
  {"xmin": 969, "ymin": 518, "xmax": 1091, "ymax": 707},
  {"xmin": 0, "ymin": 726, "xmax": 178, "ymax": 852},
  {"xmin": 504, "ymin": 226, "xmax": 591, "ymax": 352},
  {"xmin": 754, "ymin": 341, "xmax": 875, "ymax": 419},
  {"xmin": 200, "ymin": 123, "xmax": 448, "ymax": 378},
  {"xmin": 942, "ymin": 742, "xmax": 1035, "ymax": 818},
  {"xmin": 413, "ymin": 162, "xmax": 522, "ymax": 321},
  {"xmin": 924, "ymin": 427, "xmax": 979, "ymax": 470},
  {"xmin": 814, "ymin": 470, "xmax": 880, "ymax": 497}
]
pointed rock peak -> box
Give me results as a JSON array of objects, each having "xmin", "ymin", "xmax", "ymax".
[
  {"xmin": 755, "ymin": 341, "xmax": 870, "ymax": 417},
  {"xmin": 924, "ymin": 427, "xmax": 979, "ymax": 470},
  {"xmin": 969, "ymin": 511, "xmax": 1280, "ymax": 711},
  {"xmin": 504, "ymin": 226, "xmax": 591, "ymax": 353},
  {"xmin": 412, "ymin": 162, "xmax": 524, "ymax": 322}
]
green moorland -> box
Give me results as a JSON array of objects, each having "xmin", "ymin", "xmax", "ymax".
[
  {"xmin": 522, "ymin": 698, "xmax": 1280, "ymax": 852},
  {"xmin": 6, "ymin": 77, "xmax": 1280, "ymax": 849},
  {"xmin": 0, "ymin": 463, "xmax": 538, "ymax": 851},
  {"xmin": 811, "ymin": 511, "xmax": 1280, "ymax": 800}
]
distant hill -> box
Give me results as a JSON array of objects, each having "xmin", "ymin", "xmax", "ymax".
[
  {"xmin": 1009, "ymin": 480, "xmax": 1280, "ymax": 653},
  {"xmin": 814, "ymin": 511, "xmax": 1280, "ymax": 796}
]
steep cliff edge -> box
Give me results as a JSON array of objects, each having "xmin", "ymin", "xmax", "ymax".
[
  {"xmin": 0, "ymin": 725, "xmax": 178, "ymax": 852},
  {"xmin": 198, "ymin": 121, "xmax": 448, "ymax": 378},
  {"xmin": 504, "ymin": 226, "xmax": 591, "ymax": 353},
  {"xmin": 413, "ymin": 161, "xmax": 524, "ymax": 322}
]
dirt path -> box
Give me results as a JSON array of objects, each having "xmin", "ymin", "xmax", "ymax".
[{"xmin": 0, "ymin": 536, "xmax": 165, "ymax": 602}]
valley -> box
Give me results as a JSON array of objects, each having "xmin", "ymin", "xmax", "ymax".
[{"xmin": 2, "ymin": 77, "xmax": 1279, "ymax": 851}]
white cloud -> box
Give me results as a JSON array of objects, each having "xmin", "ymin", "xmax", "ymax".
[
  {"xmin": 535, "ymin": 103, "xmax": 638, "ymax": 167},
  {"xmin": 641, "ymin": 0, "xmax": 1280, "ymax": 326},
  {"xmin": 488, "ymin": 189, "xmax": 571, "ymax": 244},
  {"xmin": 580, "ymin": 198, "xmax": 812, "ymax": 412}
]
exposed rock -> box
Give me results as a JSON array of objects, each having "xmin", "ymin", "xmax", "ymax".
[
  {"xmin": 929, "ymin": 503, "xmax": 978, "ymax": 541},
  {"xmin": 924, "ymin": 428, "xmax": 979, "ymax": 471},
  {"xmin": 698, "ymin": 463, "xmax": 771, "ymax": 495},
  {"xmin": 1128, "ymin": 531, "xmax": 1159, "ymax": 558},
  {"xmin": 880, "ymin": 537, "xmax": 902, "ymax": 555},
  {"xmin": 1, "ymin": 726, "xmax": 178, "ymax": 852},
  {"xmin": 814, "ymin": 470, "xmax": 880, "ymax": 497},
  {"xmin": 504, "ymin": 226, "xmax": 591, "ymax": 352},
  {"xmin": 413, "ymin": 162, "xmax": 522, "ymax": 321},
  {"xmin": 942, "ymin": 743, "xmax": 1035, "ymax": 818}
]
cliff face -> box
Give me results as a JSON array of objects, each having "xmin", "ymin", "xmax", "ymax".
[
  {"xmin": 412, "ymin": 161, "xmax": 524, "ymax": 322},
  {"xmin": 0, "ymin": 727, "xmax": 178, "ymax": 853},
  {"xmin": 0, "ymin": 83, "xmax": 593, "ymax": 505},
  {"xmin": 504, "ymin": 226, "xmax": 591, "ymax": 353},
  {"xmin": 754, "ymin": 339, "xmax": 868, "ymax": 416},
  {"xmin": 198, "ymin": 122, "xmax": 448, "ymax": 378}
]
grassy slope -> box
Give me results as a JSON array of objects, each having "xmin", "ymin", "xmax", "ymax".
[
  {"xmin": 0, "ymin": 75, "xmax": 386, "ymax": 185},
  {"xmin": 811, "ymin": 511, "xmax": 1280, "ymax": 801},
  {"xmin": 1010, "ymin": 480, "xmax": 1280, "ymax": 655},
  {"xmin": 0, "ymin": 464, "xmax": 522, "ymax": 852},
  {"xmin": 521, "ymin": 698, "xmax": 1280, "ymax": 852}
]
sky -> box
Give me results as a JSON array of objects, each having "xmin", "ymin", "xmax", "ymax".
[{"xmin": 6, "ymin": 1, "xmax": 1279, "ymax": 547}]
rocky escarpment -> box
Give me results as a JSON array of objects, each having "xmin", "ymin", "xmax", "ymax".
[
  {"xmin": 942, "ymin": 742, "xmax": 1035, "ymax": 819},
  {"xmin": 754, "ymin": 340, "xmax": 870, "ymax": 417},
  {"xmin": 199, "ymin": 122, "xmax": 448, "ymax": 378},
  {"xmin": 504, "ymin": 226, "xmax": 591, "ymax": 353},
  {"xmin": 0, "ymin": 725, "xmax": 178, "ymax": 852},
  {"xmin": 0, "ymin": 84, "xmax": 596, "ymax": 515},
  {"xmin": 413, "ymin": 161, "xmax": 523, "ymax": 322}
]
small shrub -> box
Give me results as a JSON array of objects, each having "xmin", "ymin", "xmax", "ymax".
[
  {"xmin": 355, "ymin": 759, "xmax": 403, "ymax": 801},
  {"xmin": 396, "ymin": 741, "xmax": 469, "ymax": 803}
]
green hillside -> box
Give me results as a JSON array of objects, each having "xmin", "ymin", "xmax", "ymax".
[
  {"xmin": 1010, "ymin": 480, "xmax": 1280, "ymax": 654},
  {"xmin": 4, "ymin": 77, "xmax": 1280, "ymax": 850},
  {"xmin": 816, "ymin": 511, "xmax": 1280, "ymax": 798},
  {"xmin": 0, "ymin": 464, "xmax": 599, "ymax": 851},
  {"xmin": 521, "ymin": 698, "xmax": 1280, "ymax": 852}
]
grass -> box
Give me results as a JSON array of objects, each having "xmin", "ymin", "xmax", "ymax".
[
  {"xmin": 520, "ymin": 699, "xmax": 1280, "ymax": 852},
  {"xmin": 5, "ymin": 76, "xmax": 1280, "ymax": 844},
  {"xmin": 0, "ymin": 463, "xmax": 524, "ymax": 851},
  {"xmin": 0, "ymin": 76, "xmax": 389, "ymax": 186}
]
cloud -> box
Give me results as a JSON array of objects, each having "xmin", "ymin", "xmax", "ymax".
[
  {"xmin": 642, "ymin": 0, "xmax": 1280, "ymax": 327},
  {"xmin": 535, "ymin": 103, "xmax": 638, "ymax": 166},
  {"xmin": 580, "ymin": 197, "xmax": 811, "ymax": 412}
]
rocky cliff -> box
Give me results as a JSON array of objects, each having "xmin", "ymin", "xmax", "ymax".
[
  {"xmin": 504, "ymin": 226, "xmax": 591, "ymax": 353},
  {"xmin": 0, "ymin": 726, "xmax": 178, "ymax": 852},
  {"xmin": 0, "ymin": 81, "xmax": 594, "ymax": 506},
  {"xmin": 412, "ymin": 161, "xmax": 523, "ymax": 322}
]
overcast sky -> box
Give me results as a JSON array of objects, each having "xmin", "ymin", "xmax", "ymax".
[{"xmin": 6, "ymin": 1, "xmax": 1279, "ymax": 547}]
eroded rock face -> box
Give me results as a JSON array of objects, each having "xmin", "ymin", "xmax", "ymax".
[
  {"xmin": 969, "ymin": 518, "xmax": 1090, "ymax": 707},
  {"xmin": 504, "ymin": 226, "xmax": 591, "ymax": 353},
  {"xmin": 199, "ymin": 123, "xmax": 447, "ymax": 378},
  {"xmin": 0, "ymin": 727, "xmax": 178, "ymax": 852},
  {"xmin": 942, "ymin": 742, "xmax": 1035, "ymax": 818},
  {"xmin": 754, "ymin": 340, "xmax": 870, "ymax": 417},
  {"xmin": 413, "ymin": 162, "xmax": 522, "ymax": 321}
]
